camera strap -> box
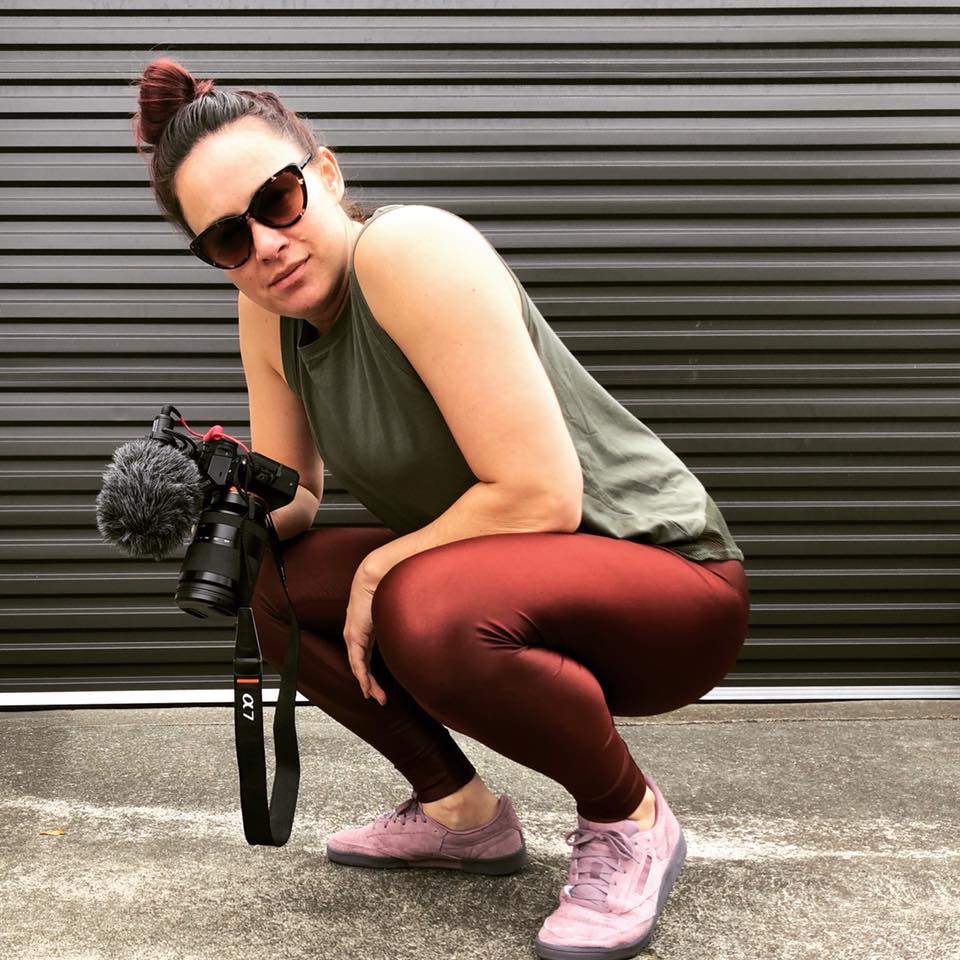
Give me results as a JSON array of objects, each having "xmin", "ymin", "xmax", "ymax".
[{"xmin": 232, "ymin": 510, "xmax": 301, "ymax": 846}]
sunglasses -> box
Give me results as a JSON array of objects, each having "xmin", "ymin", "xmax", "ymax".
[{"xmin": 188, "ymin": 150, "xmax": 314, "ymax": 269}]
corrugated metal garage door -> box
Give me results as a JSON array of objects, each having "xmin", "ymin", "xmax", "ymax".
[{"xmin": 1, "ymin": 1, "xmax": 958, "ymax": 706}]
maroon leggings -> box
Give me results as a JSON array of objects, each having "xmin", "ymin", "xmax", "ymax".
[{"xmin": 249, "ymin": 526, "xmax": 750, "ymax": 822}]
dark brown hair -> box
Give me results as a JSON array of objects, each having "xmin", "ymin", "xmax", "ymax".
[{"xmin": 131, "ymin": 57, "xmax": 371, "ymax": 240}]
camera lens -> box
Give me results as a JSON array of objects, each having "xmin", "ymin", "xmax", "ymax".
[{"xmin": 175, "ymin": 489, "xmax": 269, "ymax": 619}]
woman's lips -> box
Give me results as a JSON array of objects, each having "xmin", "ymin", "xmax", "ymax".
[{"xmin": 271, "ymin": 258, "xmax": 307, "ymax": 289}]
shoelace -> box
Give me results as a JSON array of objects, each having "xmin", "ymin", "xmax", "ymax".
[
  {"xmin": 563, "ymin": 826, "xmax": 652, "ymax": 908},
  {"xmin": 377, "ymin": 794, "xmax": 427, "ymax": 828}
]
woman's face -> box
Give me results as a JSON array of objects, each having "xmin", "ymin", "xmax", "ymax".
[{"xmin": 175, "ymin": 116, "xmax": 362, "ymax": 325}]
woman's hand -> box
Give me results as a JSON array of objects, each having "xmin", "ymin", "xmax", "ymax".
[{"xmin": 344, "ymin": 566, "xmax": 388, "ymax": 706}]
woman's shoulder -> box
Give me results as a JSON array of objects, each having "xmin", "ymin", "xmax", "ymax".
[
  {"xmin": 352, "ymin": 204, "xmax": 522, "ymax": 318},
  {"xmin": 237, "ymin": 290, "xmax": 284, "ymax": 381},
  {"xmin": 360, "ymin": 203, "xmax": 472, "ymax": 238},
  {"xmin": 355, "ymin": 204, "xmax": 499, "ymax": 262}
]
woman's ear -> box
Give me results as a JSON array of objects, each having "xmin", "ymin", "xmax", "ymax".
[{"xmin": 314, "ymin": 146, "xmax": 345, "ymax": 200}]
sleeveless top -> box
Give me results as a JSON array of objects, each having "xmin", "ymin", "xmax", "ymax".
[{"xmin": 278, "ymin": 204, "xmax": 744, "ymax": 564}]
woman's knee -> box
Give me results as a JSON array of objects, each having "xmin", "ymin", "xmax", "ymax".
[
  {"xmin": 249, "ymin": 548, "xmax": 285, "ymax": 621},
  {"xmin": 371, "ymin": 552, "xmax": 469, "ymax": 678}
]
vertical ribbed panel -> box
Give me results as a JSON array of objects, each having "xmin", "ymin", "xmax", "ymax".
[{"xmin": 1, "ymin": 2, "xmax": 958, "ymax": 703}]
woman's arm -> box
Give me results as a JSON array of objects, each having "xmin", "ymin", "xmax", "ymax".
[
  {"xmin": 269, "ymin": 483, "xmax": 320, "ymax": 541},
  {"xmin": 350, "ymin": 204, "xmax": 584, "ymax": 585},
  {"xmin": 237, "ymin": 290, "xmax": 326, "ymax": 541}
]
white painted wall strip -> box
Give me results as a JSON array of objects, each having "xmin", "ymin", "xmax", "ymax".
[{"xmin": 0, "ymin": 685, "xmax": 957, "ymax": 709}]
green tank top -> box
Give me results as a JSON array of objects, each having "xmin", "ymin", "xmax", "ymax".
[{"xmin": 279, "ymin": 204, "xmax": 744, "ymax": 564}]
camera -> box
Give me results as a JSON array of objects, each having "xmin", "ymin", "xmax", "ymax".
[
  {"xmin": 149, "ymin": 404, "xmax": 299, "ymax": 620},
  {"xmin": 96, "ymin": 404, "xmax": 305, "ymax": 846}
]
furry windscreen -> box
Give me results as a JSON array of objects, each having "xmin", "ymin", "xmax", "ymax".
[{"xmin": 95, "ymin": 439, "xmax": 204, "ymax": 560}]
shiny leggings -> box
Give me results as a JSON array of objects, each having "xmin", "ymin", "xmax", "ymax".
[{"xmin": 249, "ymin": 526, "xmax": 751, "ymax": 822}]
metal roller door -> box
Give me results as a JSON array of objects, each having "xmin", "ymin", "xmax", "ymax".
[{"xmin": 1, "ymin": 1, "xmax": 958, "ymax": 706}]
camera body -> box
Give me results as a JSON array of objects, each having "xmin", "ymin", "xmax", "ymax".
[{"xmin": 150, "ymin": 405, "xmax": 299, "ymax": 620}]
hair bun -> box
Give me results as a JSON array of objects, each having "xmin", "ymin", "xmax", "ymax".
[{"xmin": 134, "ymin": 57, "xmax": 214, "ymax": 147}]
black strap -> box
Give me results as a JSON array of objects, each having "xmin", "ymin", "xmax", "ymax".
[{"xmin": 232, "ymin": 508, "xmax": 302, "ymax": 846}]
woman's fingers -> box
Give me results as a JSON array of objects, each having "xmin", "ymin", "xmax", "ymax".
[
  {"xmin": 346, "ymin": 639, "xmax": 369, "ymax": 692},
  {"xmin": 368, "ymin": 677, "xmax": 387, "ymax": 706},
  {"xmin": 343, "ymin": 570, "xmax": 385, "ymax": 703},
  {"xmin": 346, "ymin": 636, "xmax": 386, "ymax": 705}
]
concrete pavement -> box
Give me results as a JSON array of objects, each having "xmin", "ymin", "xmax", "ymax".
[{"xmin": 0, "ymin": 699, "xmax": 957, "ymax": 960}]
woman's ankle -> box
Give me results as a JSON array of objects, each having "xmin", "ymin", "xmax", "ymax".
[
  {"xmin": 626, "ymin": 786, "xmax": 656, "ymax": 830},
  {"xmin": 421, "ymin": 774, "xmax": 499, "ymax": 827}
]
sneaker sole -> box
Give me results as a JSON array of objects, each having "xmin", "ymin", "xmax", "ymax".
[
  {"xmin": 533, "ymin": 828, "xmax": 687, "ymax": 960},
  {"xmin": 326, "ymin": 839, "xmax": 529, "ymax": 876}
]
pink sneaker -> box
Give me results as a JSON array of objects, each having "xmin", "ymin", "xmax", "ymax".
[
  {"xmin": 325, "ymin": 790, "xmax": 528, "ymax": 876},
  {"xmin": 534, "ymin": 774, "xmax": 687, "ymax": 960}
]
